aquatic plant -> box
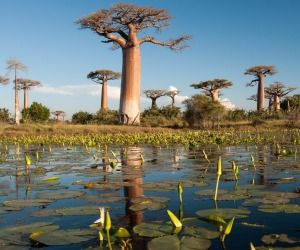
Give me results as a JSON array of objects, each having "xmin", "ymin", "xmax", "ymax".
[{"xmin": 214, "ymin": 156, "xmax": 222, "ymax": 201}]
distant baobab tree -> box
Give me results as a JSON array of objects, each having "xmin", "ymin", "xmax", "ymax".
[
  {"xmin": 52, "ymin": 111, "xmax": 66, "ymax": 121},
  {"xmin": 87, "ymin": 70, "xmax": 121, "ymax": 112},
  {"xmin": 6, "ymin": 58, "xmax": 27, "ymax": 125},
  {"xmin": 16, "ymin": 78, "xmax": 41, "ymax": 110},
  {"xmin": 0, "ymin": 75, "xmax": 9, "ymax": 86},
  {"xmin": 76, "ymin": 3, "xmax": 189, "ymax": 125},
  {"xmin": 245, "ymin": 65, "xmax": 277, "ymax": 111},
  {"xmin": 248, "ymin": 93, "xmax": 274, "ymax": 113},
  {"xmin": 144, "ymin": 90, "xmax": 166, "ymax": 108},
  {"xmin": 166, "ymin": 90, "xmax": 180, "ymax": 108},
  {"xmin": 265, "ymin": 82, "xmax": 296, "ymax": 111},
  {"xmin": 191, "ymin": 79, "xmax": 232, "ymax": 102}
]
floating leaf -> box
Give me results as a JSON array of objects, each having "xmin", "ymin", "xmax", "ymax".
[
  {"xmin": 261, "ymin": 234, "xmax": 299, "ymax": 245},
  {"xmin": 30, "ymin": 228, "xmax": 95, "ymax": 246},
  {"xmin": 181, "ymin": 236, "xmax": 211, "ymax": 250},
  {"xmin": 258, "ymin": 204, "xmax": 300, "ymax": 214},
  {"xmin": 43, "ymin": 176, "xmax": 59, "ymax": 182},
  {"xmin": 148, "ymin": 235, "xmax": 180, "ymax": 250},
  {"xmin": 3, "ymin": 199, "xmax": 52, "ymax": 208},
  {"xmin": 196, "ymin": 208, "xmax": 250, "ymax": 219},
  {"xmin": 35, "ymin": 190, "xmax": 85, "ymax": 200},
  {"xmin": 183, "ymin": 226, "xmax": 219, "ymax": 239},
  {"xmin": 133, "ymin": 223, "xmax": 172, "ymax": 237}
]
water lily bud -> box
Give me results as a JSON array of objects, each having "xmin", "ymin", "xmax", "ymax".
[{"xmin": 217, "ymin": 156, "xmax": 222, "ymax": 176}]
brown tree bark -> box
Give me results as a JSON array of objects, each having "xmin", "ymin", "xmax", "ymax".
[
  {"xmin": 119, "ymin": 46, "xmax": 141, "ymax": 125},
  {"xmin": 257, "ymin": 73, "xmax": 265, "ymax": 111},
  {"xmin": 274, "ymin": 95, "xmax": 280, "ymax": 111},
  {"xmin": 24, "ymin": 88, "xmax": 28, "ymax": 110},
  {"xmin": 211, "ymin": 90, "xmax": 219, "ymax": 102},
  {"xmin": 14, "ymin": 70, "xmax": 20, "ymax": 125},
  {"xmin": 101, "ymin": 79, "xmax": 107, "ymax": 112}
]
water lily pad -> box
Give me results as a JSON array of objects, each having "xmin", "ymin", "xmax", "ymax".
[
  {"xmin": 181, "ymin": 236, "xmax": 211, "ymax": 250},
  {"xmin": 3, "ymin": 199, "xmax": 52, "ymax": 208},
  {"xmin": 195, "ymin": 189, "xmax": 228, "ymax": 196},
  {"xmin": 30, "ymin": 228, "xmax": 95, "ymax": 246},
  {"xmin": 133, "ymin": 223, "xmax": 172, "ymax": 237},
  {"xmin": 147, "ymin": 235, "xmax": 180, "ymax": 250},
  {"xmin": 258, "ymin": 204, "xmax": 300, "ymax": 214},
  {"xmin": 55, "ymin": 206, "xmax": 101, "ymax": 216},
  {"xmin": 129, "ymin": 197, "xmax": 169, "ymax": 212},
  {"xmin": 35, "ymin": 190, "xmax": 85, "ymax": 200},
  {"xmin": 261, "ymin": 234, "xmax": 299, "ymax": 245},
  {"xmin": 196, "ymin": 208, "xmax": 250, "ymax": 219},
  {"xmin": 183, "ymin": 226, "xmax": 219, "ymax": 239}
]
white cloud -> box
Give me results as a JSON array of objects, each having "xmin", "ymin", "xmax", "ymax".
[
  {"xmin": 220, "ymin": 97, "xmax": 235, "ymax": 110},
  {"xmin": 33, "ymin": 84, "xmax": 121, "ymax": 99}
]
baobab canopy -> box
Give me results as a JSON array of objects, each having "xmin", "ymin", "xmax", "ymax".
[
  {"xmin": 190, "ymin": 79, "xmax": 232, "ymax": 102},
  {"xmin": 76, "ymin": 3, "xmax": 189, "ymax": 125}
]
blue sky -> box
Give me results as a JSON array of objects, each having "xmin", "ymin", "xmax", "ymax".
[{"xmin": 0, "ymin": 0, "xmax": 299, "ymax": 119}]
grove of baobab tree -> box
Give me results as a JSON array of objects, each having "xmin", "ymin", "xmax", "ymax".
[
  {"xmin": 76, "ymin": 3, "xmax": 189, "ymax": 125},
  {"xmin": 6, "ymin": 58, "xmax": 27, "ymax": 125},
  {"xmin": 16, "ymin": 78, "xmax": 41, "ymax": 110},
  {"xmin": 190, "ymin": 79, "xmax": 232, "ymax": 102},
  {"xmin": 245, "ymin": 65, "xmax": 277, "ymax": 112},
  {"xmin": 87, "ymin": 70, "xmax": 121, "ymax": 112},
  {"xmin": 265, "ymin": 82, "xmax": 296, "ymax": 111},
  {"xmin": 144, "ymin": 90, "xmax": 166, "ymax": 109}
]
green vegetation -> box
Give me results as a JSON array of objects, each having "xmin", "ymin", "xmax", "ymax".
[{"xmin": 22, "ymin": 102, "xmax": 50, "ymax": 123}]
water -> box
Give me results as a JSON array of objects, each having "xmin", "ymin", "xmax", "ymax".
[{"xmin": 0, "ymin": 144, "xmax": 299, "ymax": 249}]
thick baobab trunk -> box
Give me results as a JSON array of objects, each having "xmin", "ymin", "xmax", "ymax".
[
  {"xmin": 101, "ymin": 79, "xmax": 107, "ymax": 112},
  {"xmin": 274, "ymin": 95, "xmax": 280, "ymax": 111},
  {"xmin": 211, "ymin": 90, "xmax": 219, "ymax": 102},
  {"xmin": 257, "ymin": 74, "xmax": 265, "ymax": 111},
  {"xmin": 267, "ymin": 98, "xmax": 272, "ymax": 114},
  {"xmin": 151, "ymin": 98, "xmax": 157, "ymax": 109},
  {"xmin": 119, "ymin": 46, "xmax": 141, "ymax": 125},
  {"xmin": 24, "ymin": 88, "xmax": 28, "ymax": 110},
  {"xmin": 14, "ymin": 72, "xmax": 20, "ymax": 125}
]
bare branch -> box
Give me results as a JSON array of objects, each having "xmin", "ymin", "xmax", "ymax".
[{"xmin": 139, "ymin": 35, "xmax": 190, "ymax": 50}]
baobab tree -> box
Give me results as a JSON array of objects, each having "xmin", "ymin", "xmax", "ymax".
[
  {"xmin": 6, "ymin": 58, "xmax": 27, "ymax": 125},
  {"xmin": 144, "ymin": 89, "xmax": 166, "ymax": 108},
  {"xmin": 265, "ymin": 82, "xmax": 296, "ymax": 111},
  {"xmin": 16, "ymin": 78, "xmax": 41, "ymax": 110},
  {"xmin": 190, "ymin": 79, "xmax": 232, "ymax": 102},
  {"xmin": 76, "ymin": 3, "xmax": 189, "ymax": 125},
  {"xmin": 0, "ymin": 75, "xmax": 9, "ymax": 86},
  {"xmin": 248, "ymin": 93, "xmax": 274, "ymax": 113},
  {"xmin": 87, "ymin": 70, "xmax": 121, "ymax": 112},
  {"xmin": 52, "ymin": 111, "xmax": 66, "ymax": 121},
  {"xmin": 166, "ymin": 90, "xmax": 180, "ymax": 108},
  {"xmin": 245, "ymin": 65, "xmax": 277, "ymax": 111}
]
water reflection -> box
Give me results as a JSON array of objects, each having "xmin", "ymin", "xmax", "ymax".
[{"xmin": 121, "ymin": 146, "xmax": 144, "ymax": 227}]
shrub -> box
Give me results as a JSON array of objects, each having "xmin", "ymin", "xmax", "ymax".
[
  {"xmin": 93, "ymin": 110, "xmax": 118, "ymax": 124},
  {"xmin": 72, "ymin": 111, "xmax": 93, "ymax": 124},
  {"xmin": 183, "ymin": 95, "xmax": 226, "ymax": 128},
  {"xmin": 22, "ymin": 102, "xmax": 50, "ymax": 123},
  {"xmin": 0, "ymin": 108, "xmax": 10, "ymax": 122}
]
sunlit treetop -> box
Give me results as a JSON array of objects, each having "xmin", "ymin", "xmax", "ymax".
[
  {"xmin": 191, "ymin": 79, "xmax": 232, "ymax": 92},
  {"xmin": 15, "ymin": 78, "xmax": 41, "ymax": 90},
  {"xmin": 245, "ymin": 65, "xmax": 277, "ymax": 86},
  {"xmin": 76, "ymin": 3, "xmax": 190, "ymax": 50},
  {"xmin": 87, "ymin": 70, "xmax": 121, "ymax": 84}
]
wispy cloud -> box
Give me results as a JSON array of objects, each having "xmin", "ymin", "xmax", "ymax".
[{"xmin": 33, "ymin": 84, "xmax": 121, "ymax": 99}]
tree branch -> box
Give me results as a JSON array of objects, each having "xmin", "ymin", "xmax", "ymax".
[{"xmin": 139, "ymin": 35, "xmax": 190, "ymax": 50}]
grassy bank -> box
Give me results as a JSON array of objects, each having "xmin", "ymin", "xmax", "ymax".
[{"xmin": 0, "ymin": 121, "xmax": 299, "ymax": 146}]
